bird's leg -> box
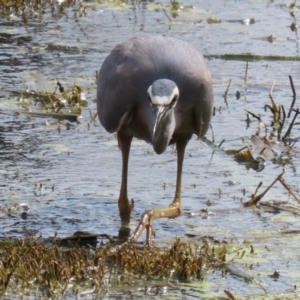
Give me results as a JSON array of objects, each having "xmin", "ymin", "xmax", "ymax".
[
  {"xmin": 117, "ymin": 131, "xmax": 133, "ymax": 239},
  {"xmin": 130, "ymin": 138, "xmax": 188, "ymax": 244}
]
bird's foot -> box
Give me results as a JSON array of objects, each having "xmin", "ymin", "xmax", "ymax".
[
  {"xmin": 145, "ymin": 219, "xmax": 155, "ymax": 245},
  {"xmin": 129, "ymin": 210, "xmax": 155, "ymax": 245},
  {"xmin": 129, "ymin": 204, "xmax": 181, "ymax": 244}
]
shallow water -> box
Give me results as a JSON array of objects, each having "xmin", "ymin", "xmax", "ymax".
[{"xmin": 1, "ymin": 0, "xmax": 300, "ymax": 298}]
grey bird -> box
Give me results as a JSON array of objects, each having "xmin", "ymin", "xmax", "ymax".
[{"xmin": 97, "ymin": 36, "xmax": 213, "ymax": 244}]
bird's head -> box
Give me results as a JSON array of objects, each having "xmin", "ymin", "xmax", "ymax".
[{"xmin": 147, "ymin": 79, "xmax": 179, "ymax": 154}]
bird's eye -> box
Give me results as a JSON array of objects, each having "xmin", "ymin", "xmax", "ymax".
[
  {"xmin": 148, "ymin": 95, "xmax": 152, "ymax": 103},
  {"xmin": 171, "ymin": 96, "xmax": 177, "ymax": 105}
]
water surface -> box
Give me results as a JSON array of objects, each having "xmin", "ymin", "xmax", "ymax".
[{"xmin": 1, "ymin": 0, "xmax": 300, "ymax": 298}]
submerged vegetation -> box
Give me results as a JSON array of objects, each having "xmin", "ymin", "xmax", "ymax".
[
  {"xmin": 1, "ymin": 76, "xmax": 86, "ymax": 123},
  {"xmin": 0, "ymin": 237, "xmax": 226, "ymax": 297},
  {"xmin": 216, "ymin": 72, "xmax": 300, "ymax": 209}
]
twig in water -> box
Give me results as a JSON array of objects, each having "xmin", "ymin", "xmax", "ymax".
[
  {"xmin": 282, "ymin": 108, "xmax": 299, "ymax": 142},
  {"xmin": 244, "ymin": 171, "xmax": 285, "ymax": 206},
  {"xmin": 244, "ymin": 61, "xmax": 248, "ymax": 83},
  {"xmin": 218, "ymin": 139, "xmax": 225, "ymax": 148},
  {"xmin": 287, "ymin": 137, "xmax": 299, "ymax": 152},
  {"xmin": 224, "ymin": 289, "xmax": 237, "ymax": 300},
  {"xmin": 89, "ymin": 109, "xmax": 98, "ymax": 122},
  {"xmin": 223, "ymin": 79, "xmax": 231, "ymax": 107},
  {"xmin": 278, "ymin": 105, "xmax": 286, "ymax": 141},
  {"xmin": 254, "ymin": 181, "xmax": 263, "ymax": 196},
  {"xmin": 269, "ymin": 80, "xmax": 276, "ymax": 106},
  {"xmin": 259, "ymin": 281, "xmax": 268, "ymax": 294},
  {"xmin": 279, "ymin": 177, "xmax": 300, "ymax": 204},
  {"xmin": 268, "ymin": 80, "xmax": 281, "ymax": 123},
  {"xmin": 288, "ymin": 75, "xmax": 296, "ymax": 118},
  {"xmin": 245, "ymin": 110, "xmax": 261, "ymax": 122},
  {"xmin": 162, "ymin": 9, "xmax": 172, "ymax": 22}
]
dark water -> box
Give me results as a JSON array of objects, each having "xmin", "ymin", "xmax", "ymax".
[{"xmin": 1, "ymin": 0, "xmax": 300, "ymax": 298}]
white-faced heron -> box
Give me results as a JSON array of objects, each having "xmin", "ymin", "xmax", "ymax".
[{"xmin": 97, "ymin": 36, "xmax": 214, "ymax": 244}]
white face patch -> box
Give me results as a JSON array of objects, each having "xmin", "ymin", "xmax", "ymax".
[{"xmin": 148, "ymin": 85, "xmax": 179, "ymax": 106}]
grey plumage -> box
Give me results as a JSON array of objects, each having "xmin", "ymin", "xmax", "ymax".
[{"xmin": 97, "ymin": 36, "xmax": 214, "ymax": 244}]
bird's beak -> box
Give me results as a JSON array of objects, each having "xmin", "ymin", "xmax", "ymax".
[
  {"xmin": 152, "ymin": 105, "xmax": 167, "ymax": 136},
  {"xmin": 151, "ymin": 105, "xmax": 171, "ymax": 154}
]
